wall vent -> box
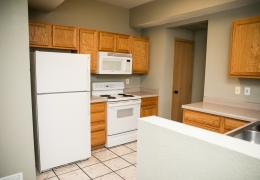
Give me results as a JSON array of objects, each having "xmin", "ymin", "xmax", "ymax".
[{"xmin": 0, "ymin": 173, "xmax": 23, "ymax": 180}]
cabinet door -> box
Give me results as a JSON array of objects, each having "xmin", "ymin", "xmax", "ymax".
[
  {"xmin": 184, "ymin": 121, "xmax": 220, "ymax": 133},
  {"xmin": 132, "ymin": 37, "xmax": 150, "ymax": 74},
  {"xmin": 141, "ymin": 97, "xmax": 158, "ymax": 117},
  {"xmin": 79, "ymin": 29, "xmax": 98, "ymax": 73},
  {"xmin": 229, "ymin": 16, "xmax": 260, "ymax": 79},
  {"xmin": 116, "ymin": 34, "xmax": 131, "ymax": 53},
  {"xmin": 52, "ymin": 25, "xmax": 78, "ymax": 49},
  {"xmin": 99, "ymin": 32, "xmax": 116, "ymax": 52},
  {"xmin": 141, "ymin": 105, "xmax": 158, "ymax": 117},
  {"xmin": 183, "ymin": 109, "xmax": 221, "ymax": 128},
  {"xmin": 29, "ymin": 21, "xmax": 51, "ymax": 47},
  {"xmin": 223, "ymin": 118, "xmax": 248, "ymax": 133}
]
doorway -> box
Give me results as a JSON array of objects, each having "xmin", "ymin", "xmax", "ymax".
[{"xmin": 171, "ymin": 38, "xmax": 194, "ymax": 122}]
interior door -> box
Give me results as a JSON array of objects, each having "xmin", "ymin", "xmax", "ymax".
[{"xmin": 171, "ymin": 38, "xmax": 194, "ymax": 122}]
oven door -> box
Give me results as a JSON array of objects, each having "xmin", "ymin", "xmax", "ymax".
[{"xmin": 107, "ymin": 99, "xmax": 140, "ymax": 136}]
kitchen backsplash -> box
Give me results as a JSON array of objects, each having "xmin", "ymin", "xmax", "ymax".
[
  {"xmin": 91, "ymin": 74, "xmax": 141, "ymax": 89},
  {"xmin": 203, "ymin": 96, "xmax": 260, "ymax": 111}
]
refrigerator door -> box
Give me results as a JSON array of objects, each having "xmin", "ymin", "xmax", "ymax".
[
  {"xmin": 34, "ymin": 51, "xmax": 90, "ymax": 94},
  {"xmin": 36, "ymin": 92, "xmax": 90, "ymax": 171}
]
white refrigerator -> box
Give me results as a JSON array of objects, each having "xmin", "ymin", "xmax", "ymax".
[{"xmin": 30, "ymin": 51, "xmax": 91, "ymax": 172}]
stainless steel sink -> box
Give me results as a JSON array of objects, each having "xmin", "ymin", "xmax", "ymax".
[
  {"xmin": 227, "ymin": 121, "xmax": 260, "ymax": 145},
  {"xmin": 252, "ymin": 124, "xmax": 260, "ymax": 132},
  {"xmin": 234, "ymin": 130, "xmax": 260, "ymax": 145}
]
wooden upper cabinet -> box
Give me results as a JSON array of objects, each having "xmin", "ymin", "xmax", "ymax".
[
  {"xmin": 99, "ymin": 32, "xmax": 116, "ymax": 52},
  {"xmin": 116, "ymin": 34, "xmax": 131, "ymax": 53},
  {"xmin": 79, "ymin": 29, "xmax": 98, "ymax": 73},
  {"xmin": 132, "ymin": 37, "xmax": 150, "ymax": 74},
  {"xmin": 229, "ymin": 16, "xmax": 260, "ymax": 79},
  {"xmin": 99, "ymin": 32, "xmax": 132, "ymax": 54},
  {"xmin": 52, "ymin": 25, "xmax": 78, "ymax": 50},
  {"xmin": 29, "ymin": 21, "xmax": 52, "ymax": 47}
]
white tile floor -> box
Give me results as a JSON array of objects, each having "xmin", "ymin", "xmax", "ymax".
[{"xmin": 36, "ymin": 141, "xmax": 137, "ymax": 180}]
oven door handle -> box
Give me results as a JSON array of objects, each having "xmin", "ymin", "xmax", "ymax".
[{"xmin": 107, "ymin": 99, "xmax": 141, "ymax": 107}]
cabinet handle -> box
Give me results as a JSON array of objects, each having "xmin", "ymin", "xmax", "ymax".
[{"xmin": 174, "ymin": 90, "xmax": 178, "ymax": 94}]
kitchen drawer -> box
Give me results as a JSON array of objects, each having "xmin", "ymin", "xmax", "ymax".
[
  {"xmin": 184, "ymin": 121, "xmax": 220, "ymax": 133},
  {"xmin": 91, "ymin": 112, "xmax": 105, "ymax": 123},
  {"xmin": 91, "ymin": 121, "xmax": 105, "ymax": 132},
  {"xmin": 91, "ymin": 102, "xmax": 106, "ymax": 113},
  {"xmin": 141, "ymin": 97, "xmax": 158, "ymax": 107},
  {"xmin": 183, "ymin": 110, "xmax": 221, "ymax": 128},
  {"xmin": 91, "ymin": 130, "xmax": 106, "ymax": 147},
  {"xmin": 224, "ymin": 118, "xmax": 248, "ymax": 131}
]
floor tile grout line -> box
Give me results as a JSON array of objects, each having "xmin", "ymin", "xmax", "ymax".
[
  {"xmin": 97, "ymin": 157, "xmax": 126, "ymax": 180},
  {"xmin": 92, "ymin": 148, "xmax": 127, "ymax": 179},
  {"xmin": 51, "ymin": 168, "xmax": 60, "ymax": 180},
  {"xmin": 74, "ymin": 163, "xmax": 93, "ymax": 180}
]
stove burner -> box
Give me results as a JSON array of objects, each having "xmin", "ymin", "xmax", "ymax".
[
  {"xmin": 108, "ymin": 97, "xmax": 116, "ymax": 99},
  {"xmin": 123, "ymin": 94, "xmax": 134, "ymax": 97},
  {"xmin": 100, "ymin": 95, "xmax": 111, "ymax": 97},
  {"xmin": 118, "ymin": 93, "xmax": 134, "ymax": 97}
]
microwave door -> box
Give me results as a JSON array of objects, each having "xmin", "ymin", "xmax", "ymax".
[{"xmin": 99, "ymin": 57, "xmax": 124, "ymax": 74}]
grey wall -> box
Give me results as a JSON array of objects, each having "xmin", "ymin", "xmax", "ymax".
[
  {"xmin": 141, "ymin": 3, "xmax": 260, "ymax": 118},
  {"xmin": 191, "ymin": 30, "xmax": 207, "ymax": 103},
  {"xmin": 29, "ymin": 0, "xmax": 142, "ymax": 87},
  {"xmin": 0, "ymin": 0, "xmax": 36, "ymax": 179},
  {"xmin": 204, "ymin": 4, "xmax": 260, "ymax": 103},
  {"xmin": 141, "ymin": 27, "xmax": 194, "ymax": 119}
]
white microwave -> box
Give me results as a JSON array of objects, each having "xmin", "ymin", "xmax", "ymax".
[{"xmin": 97, "ymin": 52, "xmax": 132, "ymax": 74}]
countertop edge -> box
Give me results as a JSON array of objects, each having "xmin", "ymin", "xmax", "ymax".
[{"xmin": 182, "ymin": 103, "xmax": 259, "ymax": 122}]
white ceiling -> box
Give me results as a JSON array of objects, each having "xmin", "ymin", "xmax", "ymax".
[{"xmin": 95, "ymin": 0, "xmax": 154, "ymax": 9}]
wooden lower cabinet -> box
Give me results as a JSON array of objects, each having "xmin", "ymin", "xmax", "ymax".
[
  {"xmin": 183, "ymin": 109, "xmax": 249, "ymax": 134},
  {"xmin": 141, "ymin": 97, "xmax": 158, "ymax": 117},
  {"xmin": 91, "ymin": 102, "xmax": 106, "ymax": 148}
]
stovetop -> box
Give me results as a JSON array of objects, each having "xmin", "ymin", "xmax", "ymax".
[
  {"xmin": 92, "ymin": 82, "xmax": 140, "ymax": 102},
  {"xmin": 97, "ymin": 93, "xmax": 140, "ymax": 102}
]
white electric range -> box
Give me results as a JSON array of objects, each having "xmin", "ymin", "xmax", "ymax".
[{"xmin": 92, "ymin": 82, "xmax": 140, "ymax": 148}]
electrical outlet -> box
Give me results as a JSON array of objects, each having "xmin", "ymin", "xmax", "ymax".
[
  {"xmin": 244, "ymin": 87, "xmax": 250, "ymax": 95},
  {"xmin": 235, "ymin": 87, "xmax": 240, "ymax": 94},
  {"xmin": 126, "ymin": 79, "xmax": 129, "ymax": 84}
]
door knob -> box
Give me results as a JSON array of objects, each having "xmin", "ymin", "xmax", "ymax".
[{"xmin": 174, "ymin": 90, "xmax": 178, "ymax": 94}]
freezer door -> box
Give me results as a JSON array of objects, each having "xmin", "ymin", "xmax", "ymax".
[
  {"xmin": 34, "ymin": 51, "xmax": 90, "ymax": 94},
  {"xmin": 36, "ymin": 92, "xmax": 90, "ymax": 171}
]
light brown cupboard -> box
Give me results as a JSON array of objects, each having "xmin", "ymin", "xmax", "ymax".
[
  {"xmin": 29, "ymin": 20, "xmax": 150, "ymax": 74},
  {"xmin": 229, "ymin": 16, "xmax": 260, "ymax": 79},
  {"xmin": 141, "ymin": 97, "xmax": 158, "ymax": 117},
  {"xmin": 132, "ymin": 37, "xmax": 150, "ymax": 74},
  {"xmin": 52, "ymin": 25, "xmax": 78, "ymax": 50},
  {"xmin": 29, "ymin": 21, "xmax": 52, "ymax": 48},
  {"xmin": 183, "ymin": 109, "xmax": 249, "ymax": 134},
  {"xmin": 79, "ymin": 29, "xmax": 99, "ymax": 73},
  {"xmin": 91, "ymin": 102, "xmax": 106, "ymax": 149},
  {"xmin": 29, "ymin": 21, "xmax": 78, "ymax": 50},
  {"xmin": 98, "ymin": 32, "xmax": 132, "ymax": 54}
]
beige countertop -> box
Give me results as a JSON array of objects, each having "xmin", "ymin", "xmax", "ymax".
[
  {"xmin": 182, "ymin": 102, "xmax": 260, "ymax": 122},
  {"xmin": 127, "ymin": 91, "xmax": 158, "ymax": 98},
  {"xmin": 90, "ymin": 95, "xmax": 107, "ymax": 103}
]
